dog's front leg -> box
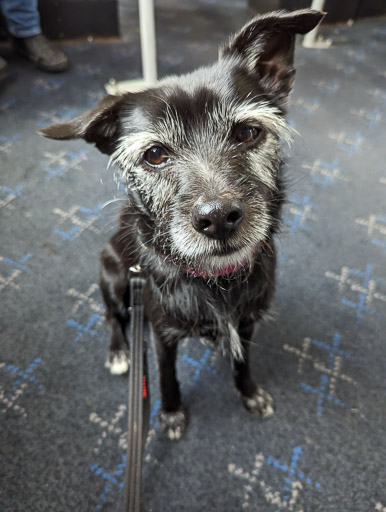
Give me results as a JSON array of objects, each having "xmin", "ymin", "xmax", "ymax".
[
  {"xmin": 100, "ymin": 242, "xmax": 131, "ymax": 375},
  {"xmin": 154, "ymin": 333, "xmax": 187, "ymax": 441},
  {"xmin": 233, "ymin": 319, "xmax": 274, "ymax": 418}
]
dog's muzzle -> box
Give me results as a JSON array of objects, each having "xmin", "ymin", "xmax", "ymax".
[{"xmin": 190, "ymin": 197, "xmax": 244, "ymax": 241}]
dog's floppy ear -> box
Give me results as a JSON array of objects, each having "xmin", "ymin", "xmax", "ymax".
[
  {"xmin": 220, "ymin": 9, "xmax": 325, "ymax": 102},
  {"xmin": 39, "ymin": 94, "xmax": 126, "ymax": 155}
]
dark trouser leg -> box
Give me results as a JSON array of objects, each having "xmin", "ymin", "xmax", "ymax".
[{"xmin": 1, "ymin": 0, "xmax": 41, "ymax": 38}]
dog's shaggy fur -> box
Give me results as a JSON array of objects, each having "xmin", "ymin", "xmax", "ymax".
[{"xmin": 41, "ymin": 9, "xmax": 324, "ymax": 440}]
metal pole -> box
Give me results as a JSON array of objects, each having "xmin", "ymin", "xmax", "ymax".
[
  {"xmin": 106, "ymin": 0, "xmax": 158, "ymax": 95},
  {"xmin": 302, "ymin": 0, "xmax": 331, "ymax": 49},
  {"xmin": 139, "ymin": 0, "xmax": 157, "ymax": 85}
]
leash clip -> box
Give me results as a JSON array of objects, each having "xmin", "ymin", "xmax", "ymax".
[{"xmin": 128, "ymin": 266, "xmax": 144, "ymax": 310}]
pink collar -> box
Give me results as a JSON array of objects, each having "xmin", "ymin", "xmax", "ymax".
[{"xmin": 181, "ymin": 257, "xmax": 250, "ymax": 278}]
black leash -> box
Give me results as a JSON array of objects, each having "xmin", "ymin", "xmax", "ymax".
[{"xmin": 123, "ymin": 267, "xmax": 150, "ymax": 512}]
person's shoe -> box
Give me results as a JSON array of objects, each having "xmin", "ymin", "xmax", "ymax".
[
  {"xmin": 0, "ymin": 56, "xmax": 7, "ymax": 77},
  {"xmin": 12, "ymin": 34, "xmax": 69, "ymax": 72}
]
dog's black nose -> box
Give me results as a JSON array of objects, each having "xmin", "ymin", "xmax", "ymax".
[{"xmin": 191, "ymin": 198, "xmax": 244, "ymax": 240}]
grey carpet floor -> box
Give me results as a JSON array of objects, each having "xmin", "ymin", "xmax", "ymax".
[{"xmin": 1, "ymin": 7, "xmax": 386, "ymax": 512}]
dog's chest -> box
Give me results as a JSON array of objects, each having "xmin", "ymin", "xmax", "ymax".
[{"xmin": 147, "ymin": 272, "xmax": 259, "ymax": 337}]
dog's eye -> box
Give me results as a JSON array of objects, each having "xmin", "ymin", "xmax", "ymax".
[
  {"xmin": 144, "ymin": 146, "xmax": 169, "ymax": 166},
  {"xmin": 234, "ymin": 125, "xmax": 261, "ymax": 143}
]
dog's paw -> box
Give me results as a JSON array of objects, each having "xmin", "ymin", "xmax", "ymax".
[
  {"xmin": 105, "ymin": 349, "xmax": 130, "ymax": 375},
  {"xmin": 159, "ymin": 407, "xmax": 187, "ymax": 441},
  {"xmin": 242, "ymin": 387, "xmax": 274, "ymax": 418}
]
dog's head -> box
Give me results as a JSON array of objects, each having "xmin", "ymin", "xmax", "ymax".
[{"xmin": 40, "ymin": 9, "xmax": 323, "ymax": 277}]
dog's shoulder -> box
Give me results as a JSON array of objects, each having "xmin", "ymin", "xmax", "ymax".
[{"xmin": 106, "ymin": 204, "xmax": 139, "ymax": 268}]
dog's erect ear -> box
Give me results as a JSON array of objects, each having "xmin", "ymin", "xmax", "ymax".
[
  {"xmin": 39, "ymin": 94, "xmax": 126, "ymax": 155},
  {"xmin": 220, "ymin": 9, "xmax": 325, "ymax": 102}
]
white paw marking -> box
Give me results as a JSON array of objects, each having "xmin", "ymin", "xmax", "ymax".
[
  {"xmin": 244, "ymin": 388, "xmax": 274, "ymax": 418},
  {"xmin": 167, "ymin": 426, "xmax": 183, "ymax": 441},
  {"xmin": 105, "ymin": 350, "xmax": 130, "ymax": 375},
  {"xmin": 159, "ymin": 409, "xmax": 187, "ymax": 441}
]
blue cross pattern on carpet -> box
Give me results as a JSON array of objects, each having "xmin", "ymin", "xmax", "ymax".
[
  {"xmin": 371, "ymin": 217, "xmax": 386, "ymax": 251},
  {"xmin": 228, "ymin": 444, "xmax": 321, "ymax": 511},
  {"xmin": 356, "ymin": 215, "xmax": 386, "ymax": 253},
  {"xmin": 329, "ymin": 130, "xmax": 364, "ymax": 155},
  {"xmin": 52, "ymin": 204, "xmax": 104, "ymax": 245},
  {"xmin": 266, "ymin": 445, "xmax": 321, "ymax": 510},
  {"xmin": 0, "ymin": 253, "xmax": 32, "ymax": 291},
  {"xmin": 282, "ymin": 195, "xmax": 317, "ymax": 233},
  {"xmin": 350, "ymin": 107, "xmax": 382, "ymax": 127},
  {"xmin": 67, "ymin": 313, "xmax": 104, "ymax": 345},
  {"xmin": 1, "ymin": 252, "xmax": 31, "ymax": 274},
  {"xmin": 181, "ymin": 347, "xmax": 217, "ymax": 383},
  {"xmin": 65, "ymin": 284, "xmax": 105, "ymax": 345},
  {"xmin": 0, "ymin": 357, "xmax": 43, "ymax": 418},
  {"xmin": 0, "ymin": 183, "xmax": 24, "ymax": 209},
  {"xmin": 90, "ymin": 454, "xmax": 126, "ymax": 510},
  {"xmin": 2, "ymin": 357, "xmax": 44, "ymax": 391},
  {"xmin": 371, "ymin": 219, "xmax": 386, "ymax": 251},
  {"xmin": 43, "ymin": 149, "xmax": 88, "ymax": 179},
  {"xmin": 284, "ymin": 333, "xmax": 356, "ymax": 417},
  {"xmin": 326, "ymin": 264, "xmax": 386, "ymax": 322},
  {"xmin": 302, "ymin": 158, "xmax": 347, "ymax": 188},
  {"xmin": 299, "ymin": 333, "xmax": 355, "ymax": 417}
]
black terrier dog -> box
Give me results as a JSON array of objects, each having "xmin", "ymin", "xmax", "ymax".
[{"xmin": 41, "ymin": 9, "xmax": 324, "ymax": 440}]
